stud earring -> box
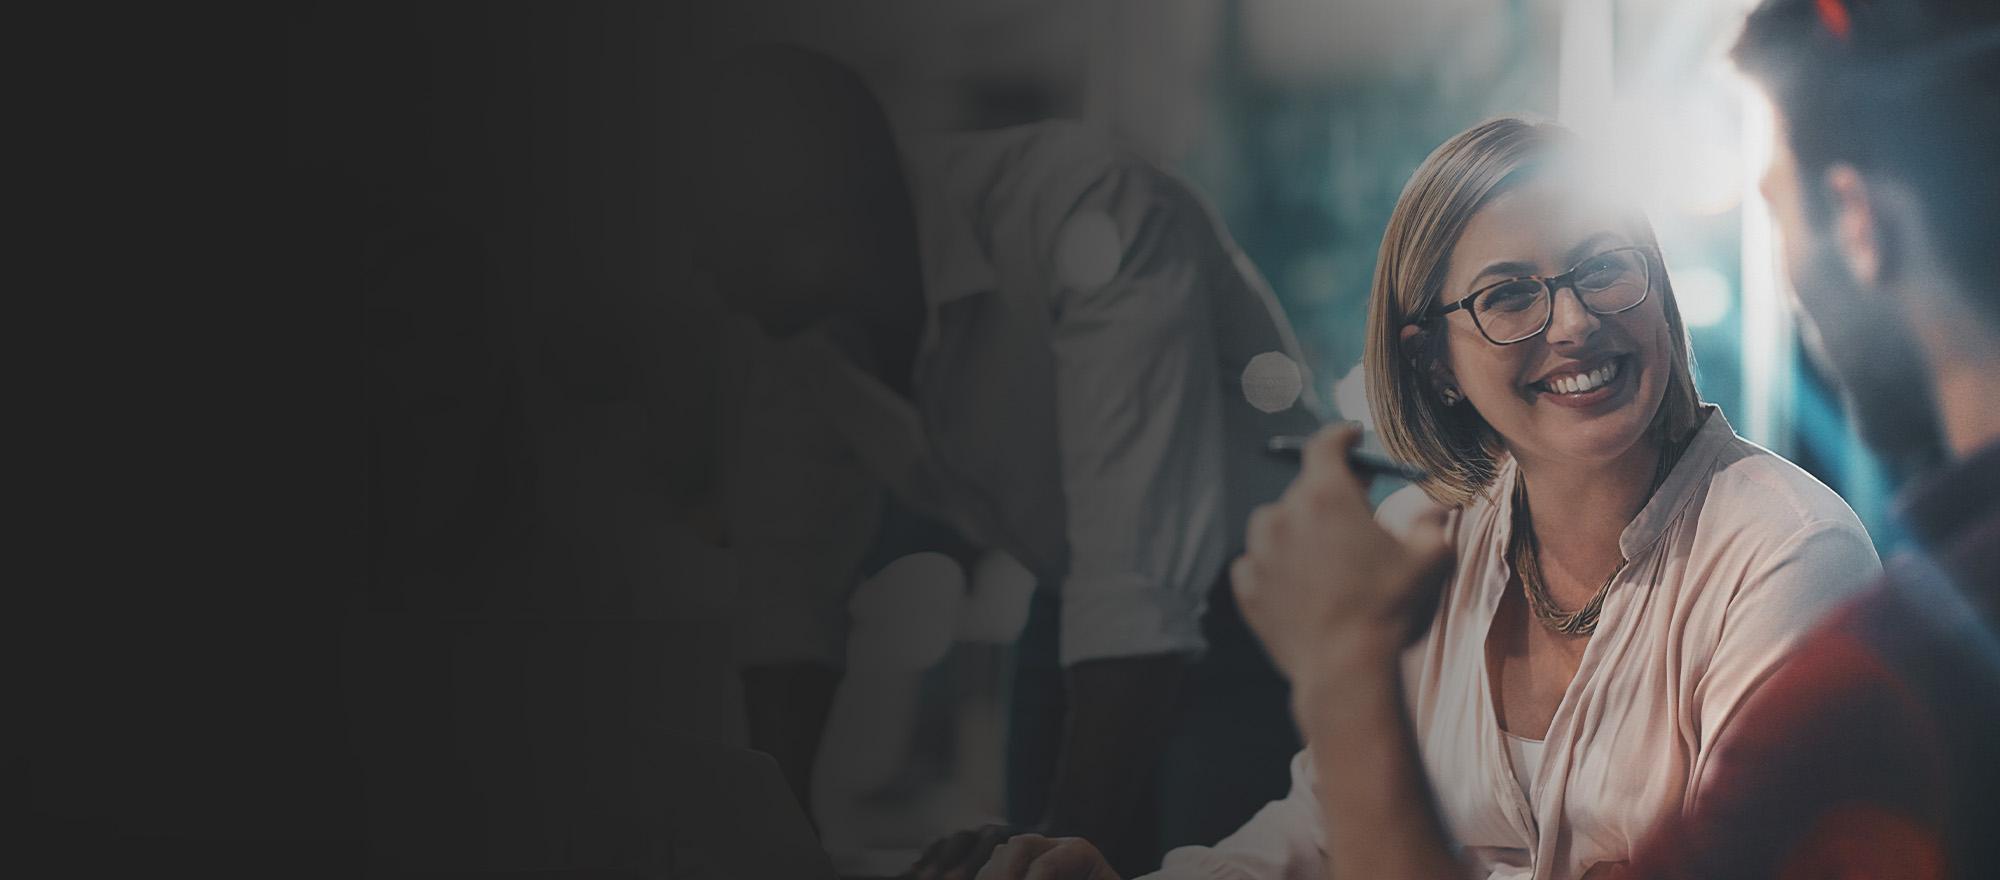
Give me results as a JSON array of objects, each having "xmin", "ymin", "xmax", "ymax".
[{"xmin": 1440, "ymin": 386, "xmax": 1462, "ymax": 406}]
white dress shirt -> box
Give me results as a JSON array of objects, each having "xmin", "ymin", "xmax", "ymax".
[
  {"xmin": 1147, "ymin": 408, "xmax": 1881, "ymax": 880},
  {"xmin": 743, "ymin": 121, "xmax": 1322, "ymax": 667}
]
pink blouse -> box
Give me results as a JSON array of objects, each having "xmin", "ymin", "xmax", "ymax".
[{"xmin": 1148, "ymin": 409, "xmax": 1880, "ymax": 880}]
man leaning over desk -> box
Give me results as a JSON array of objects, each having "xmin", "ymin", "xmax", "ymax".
[{"xmin": 697, "ymin": 46, "xmax": 1325, "ymax": 878}]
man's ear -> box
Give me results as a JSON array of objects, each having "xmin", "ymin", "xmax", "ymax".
[{"xmin": 1823, "ymin": 164, "xmax": 1882, "ymax": 288}]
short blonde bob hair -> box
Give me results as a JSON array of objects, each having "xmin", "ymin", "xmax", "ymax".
[{"xmin": 1365, "ymin": 117, "xmax": 1705, "ymax": 508}]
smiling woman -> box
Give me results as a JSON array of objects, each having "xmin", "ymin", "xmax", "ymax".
[
  {"xmin": 1113, "ymin": 117, "xmax": 1886, "ymax": 880},
  {"xmin": 1366, "ymin": 119, "xmax": 1705, "ymax": 510}
]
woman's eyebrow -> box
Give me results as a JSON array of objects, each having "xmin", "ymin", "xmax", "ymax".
[
  {"xmin": 1563, "ymin": 232, "xmax": 1626, "ymax": 266},
  {"xmin": 1466, "ymin": 231, "xmax": 1631, "ymax": 290},
  {"xmin": 1470, "ymin": 259, "xmax": 1538, "ymax": 289}
]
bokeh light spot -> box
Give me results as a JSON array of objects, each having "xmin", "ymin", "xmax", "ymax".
[
  {"xmin": 1334, "ymin": 361, "xmax": 1373, "ymax": 429},
  {"xmin": 1055, "ymin": 211, "xmax": 1124, "ymax": 291},
  {"xmin": 1675, "ymin": 266, "xmax": 1733, "ymax": 328},
  {"xmin": 1242, "ymin": 350, "xmax": 1304, "ymax": 413}
]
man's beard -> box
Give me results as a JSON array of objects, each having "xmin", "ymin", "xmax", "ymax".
[{"xmin": 1789, "ymin": 241, "xmax": 1948, "ymax": 481}]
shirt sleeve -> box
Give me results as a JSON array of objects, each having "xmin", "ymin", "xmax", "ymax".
[
  {"xmin": 1687, "ymin": 519, "xmax": 1881, "ymax": 783},
  {"xmin": 1037, "ymin": 155, "xmax": 1230, "ymax": 666},
  {"xmin": 1145, "ymin": 750, "xmax": 1328, "ymax": 880}
]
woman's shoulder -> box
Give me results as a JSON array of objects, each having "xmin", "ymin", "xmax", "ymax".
[
  {"xmin": 1697, "ymin": 431, "xmax": 1871, "ymax": 545},
  {"xmin": 1679, "ymin": 431, "xmax": 1881, "ymax": 625}
]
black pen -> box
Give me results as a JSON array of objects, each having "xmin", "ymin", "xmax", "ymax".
[{"xmin": 1263, "ymin": 435, "xmax": 1430, "ymax": 482}]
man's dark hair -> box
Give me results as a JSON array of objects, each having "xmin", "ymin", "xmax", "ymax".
[
  {"xmin": 696, "ymin": 44, "xmax": 913, "ymax": 256},
  {"xmin": 1733, "ymin": 0, "xmax": 2000, "ymax": 324}
]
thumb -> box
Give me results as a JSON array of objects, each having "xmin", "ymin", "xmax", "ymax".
[
  {"xmin": 979, "ymin": 835, "xmax": 1062, "ymax": 880},
  {"xmin": 1021, "ymin": 839, "xmax": 1120, "ymax": 880}
]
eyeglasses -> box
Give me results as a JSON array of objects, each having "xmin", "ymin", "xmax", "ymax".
[{"xmin": 1418, "ymin": 245, "xmax": 1654, "ymax": 345}]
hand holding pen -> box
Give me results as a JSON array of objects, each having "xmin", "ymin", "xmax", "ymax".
[{"xmin": 1263, "ymin": 432, "xmax": 1429, "ymax": 483}]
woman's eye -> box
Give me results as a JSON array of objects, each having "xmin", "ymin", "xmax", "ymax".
[
  {"xmin": 1575, "ymin": 253, "xmax": 1637, "ymax": 289},
  {"xmin": 1481, "ymin": 282, "xmax": 1543, "ymax": 312}
]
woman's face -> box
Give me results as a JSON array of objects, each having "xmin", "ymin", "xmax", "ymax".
[{"xmin": 1429, "ymin": 178, "xmax": 1673, "ymax": 470}]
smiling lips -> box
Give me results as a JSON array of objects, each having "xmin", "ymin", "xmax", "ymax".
[{"xmin": 1533, "ymin": 356, "xmax": 1624, "ymax": 396}]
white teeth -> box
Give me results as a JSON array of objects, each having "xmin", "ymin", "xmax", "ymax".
[{"xmin": 1542, "ymin": 359, "xmax": 1620, "ymax": 395}]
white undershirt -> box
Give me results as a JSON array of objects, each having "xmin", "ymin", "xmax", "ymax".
[{"xmin": 1504, "ymin": 731, "xmax": 1546, "ymax": 806}]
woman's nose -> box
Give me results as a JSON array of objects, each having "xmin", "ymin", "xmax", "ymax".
[{"xmin": 1543, "ymin": 285, "xmax": 1601, "ymax": 348}]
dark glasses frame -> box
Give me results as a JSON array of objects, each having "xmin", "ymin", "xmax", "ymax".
[{"xmin": 1415, "ymin": 245, "xmax": 1657, "ymax": 346}]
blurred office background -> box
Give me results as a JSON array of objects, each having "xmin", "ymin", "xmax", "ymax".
[{"xmin": 699, "ymin": 0, "xmax": 1906, "ymax": 872}]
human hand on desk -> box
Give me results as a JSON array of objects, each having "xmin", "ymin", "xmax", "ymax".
[
  {"xmin": 970, "ymin": 834, "xmax": 1120, "ymax": 880},
  {"xmin": 1231, "ymin": 425, "xmax": 1456, "ymax": 683},
  {"xmin": 908, "ymin": 823, "xmax": 1030, "ymax": 880}
]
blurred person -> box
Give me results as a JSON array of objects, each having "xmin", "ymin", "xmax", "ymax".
[
  {"xmin": 982, "ymin": 117, "xmax": 1882, "ymax": 880},
  {"xmin": 696, "ymin": 46, "xmax": 1323, "ymax": 876},
  {"xmin": 1614, "ymin": 1, "xmax": 2000, "ymax": 877}
]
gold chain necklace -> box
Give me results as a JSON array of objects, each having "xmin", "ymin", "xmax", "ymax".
[{"xmin": 1510, "ymin": 433, "xmax": 1689, "ymax": 636}]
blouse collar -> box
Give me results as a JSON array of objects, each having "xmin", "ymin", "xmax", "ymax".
[
  {"xmin": 1620, "ymin": 405, "xmax": 1731, "ymax": 559},
  {"xmin": 1483, "ymin": 405, "xmax": 1732, "ymax": 562}
]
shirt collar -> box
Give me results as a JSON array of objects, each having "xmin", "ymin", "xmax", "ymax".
[
  {"xmin": 1895, "ymin": 438, "xmax": 2000, "ymax": 551},
  {"xmin": 1489, "ymin": 405, "xmax": 1730, "ymax": 561},
  {"xmin": 1619, "ymin": 405, "xmax": 1730, "ymax": 559}
]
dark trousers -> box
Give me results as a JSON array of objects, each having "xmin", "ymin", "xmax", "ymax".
[{"xmin": 1005, "ymin": 572, "xmax": 1300, "ymax": 872}]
